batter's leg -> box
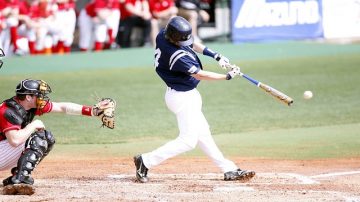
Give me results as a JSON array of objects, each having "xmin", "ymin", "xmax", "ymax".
[
  {"xmin": 142, "ymin": 89, "xmax": 202, "ymax": 168},
  {"xmin": 197, "ymin": 123, "xmax": 238, "ymax": 173}
]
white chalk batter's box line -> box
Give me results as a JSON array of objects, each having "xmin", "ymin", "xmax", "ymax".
[
  {"xmin": 108, "ymin": 171, "xmax": 360, "ymax": 201},
  {"xmin": 108, "ymin": 170, "xmax": 360, "ymax": 185}
]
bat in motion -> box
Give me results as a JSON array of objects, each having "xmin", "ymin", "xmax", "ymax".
[{"xmin": 229, "ymin": 64, "xmax": 294, "ymax": 106}]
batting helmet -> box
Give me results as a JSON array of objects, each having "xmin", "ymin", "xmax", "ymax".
[{"xmin": 165, "ymin": 16, "xmax": 193, "ymax": 46}]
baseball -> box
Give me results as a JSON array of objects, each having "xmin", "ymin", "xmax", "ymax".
[{"xmin": 303, "ymin": 91, "xmax": 313, "ymax": 99}]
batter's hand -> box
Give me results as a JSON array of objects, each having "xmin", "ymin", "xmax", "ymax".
[
  {"xmin": 216, "ymin": 54, "xmax": 230, "ymax": 70},
  {"xmin": 226, "ymin": 66, "xmax": 241, "ymax": 80}
]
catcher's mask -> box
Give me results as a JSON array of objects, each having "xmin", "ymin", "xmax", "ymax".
[{"xmin": 16, "ymin": 79, "xmax": 52, "ymax": 110}]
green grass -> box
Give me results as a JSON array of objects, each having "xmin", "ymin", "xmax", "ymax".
[
  {"xmin": 1, "ymin": 42, "xmax": 360, "ymax": 159},
  {"xmin": 52, "ymin": 123, "xmax": 360, "ymax": 159}
]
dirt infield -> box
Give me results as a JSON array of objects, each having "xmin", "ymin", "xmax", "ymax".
[{"xmin": 1, "ymin": 157, "xmax": 360, "ymax": 201}]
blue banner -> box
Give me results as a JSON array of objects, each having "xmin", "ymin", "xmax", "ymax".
[{"xmin": 231, "ymin": 0, "xmax": 324, "ymax": 42}]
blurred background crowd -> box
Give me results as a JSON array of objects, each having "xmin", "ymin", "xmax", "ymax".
[{"xmin": 0, "ymin": 0, "xmax": 218, "ymax": 56}]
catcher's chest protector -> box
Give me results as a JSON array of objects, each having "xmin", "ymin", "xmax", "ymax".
[{"xmin": 4, "ymin": 98, "xmax": 36, "ymax": 129}]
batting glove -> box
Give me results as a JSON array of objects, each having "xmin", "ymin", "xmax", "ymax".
[
  {"xmin": 215, "ymin": 54, "xmax": 230, "ymax": 70},
  {"xmin": 226, "ymin": 66, "xmax": 241, "ymax": 80}
]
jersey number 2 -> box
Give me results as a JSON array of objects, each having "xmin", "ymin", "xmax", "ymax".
[{"xmin": 154, "ymin": 48, "xmax": 161, "ymax": 68}]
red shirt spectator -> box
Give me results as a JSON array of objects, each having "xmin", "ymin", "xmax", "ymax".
[
  {"xmin": 0, "ymin": 0, "xmax": 19, "ymax": 9},
  {"xmin": 85, "ymin": 0, "xmax": 118, "ymax": 17},
  {"xmin": 148, "ymin": 0, "xmax": 174, "ymax": 19},
  {"xmin": 19, "ymin": 0, "xmax": 41, "ymax": 19},
  {"xmin": 120, "ymin": 0, "xmax": 148, "ymax": 20}
]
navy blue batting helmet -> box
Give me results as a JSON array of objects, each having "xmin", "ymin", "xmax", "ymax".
[{"xmin": 165, "ymin": 16, "xmax": 193, "ymax": 46}]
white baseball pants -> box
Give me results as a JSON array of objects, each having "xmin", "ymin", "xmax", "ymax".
[
  {"xmin": 0, "ymin": 140, "xmax": 24, "ymax": 171},
  {"xmin": 142, "ymin": 88, "xmax": 238, "ymax": 173},
  {"xmin": 78, "ymin": 9, "xmax": 107, "ymax": 50}
]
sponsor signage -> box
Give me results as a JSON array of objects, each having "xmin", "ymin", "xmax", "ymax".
[
  {"xmin": 231, "ymin": 0, "xmax": 324, "ymax": 42},
  {"xmin": 322, "ymin": 0, "xmax": 360, "ymax": 39}
]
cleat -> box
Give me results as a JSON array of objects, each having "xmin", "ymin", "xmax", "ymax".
[
  {"xmin": 224, "ymin": 169, "xmax": 256, "ymax": 182},
  {"xmin": 3, "ymin": 176, "xmax": 14, "ymax": 186},
  {"xmin": 3, "ymin": 174, "xmax": 34, "ymax": 186},
  {"xmin": 133, "ymin": 155, "xmax": 149, "ymax": 183}
]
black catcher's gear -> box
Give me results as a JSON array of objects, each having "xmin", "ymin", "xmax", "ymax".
[
  {"xmin": 224, "ymin": 169, "xmax": 256, "ymax": 182},
  {"xmin": 134, "ymin": 155, "xmax": 149, "ymax": 183},
  {"xmin": 16, "ymin": 79, "xmax": 51, "ymax": 96},
  {"xmin": 15, "ymin": 79, "xmax": 52, "ymax": 109},
  {"xmin": 165, "ymin": 16, "xmax": 193, "ymax": 46},
  {"xmin": 3, "ymin": 130, "xmax": 55, "ymax": 186},
  {"xmin": 4, "ymin": 98, "xmax": 36, "ymax": 129}
]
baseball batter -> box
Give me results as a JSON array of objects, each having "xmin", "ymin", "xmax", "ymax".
[
  {"xmin": 0, "ymin": 79, "xmax": 115, "ymax": 195},
  {"xmin": 134, "ymin": 16, "xmax": 255, "ymax": 183}
]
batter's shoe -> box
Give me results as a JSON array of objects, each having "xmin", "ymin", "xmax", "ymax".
[
  {"xmin": 3, "ymin": 184, "xmax": 35, "ymax": 195},
  {"xmin": 224, "ymin": 169, "xmax": 256, "ymax": 182},
  {"xmin": 134, "ymin": 155, "xmax": 149, "ymax": 183}
]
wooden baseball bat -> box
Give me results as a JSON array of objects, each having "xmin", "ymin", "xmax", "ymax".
[{"xmin": 231, "ymin": 65, "xmax": 294, "ymax": 106}]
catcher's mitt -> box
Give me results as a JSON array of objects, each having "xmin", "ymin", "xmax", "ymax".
[{"xmin": 92, "ymin": 98, "xmax": 116, "ymax": 129}]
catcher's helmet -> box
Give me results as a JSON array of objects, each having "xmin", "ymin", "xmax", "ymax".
[
  {"xmin": 165, "ymin": 16, "xmax": 193, "ymax": 46},
  {"xmin": 16, "ymin": 79, "xmax": 52, "ymax": 109}
]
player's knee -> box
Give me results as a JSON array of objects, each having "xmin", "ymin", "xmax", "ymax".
[
  {"xmin": 178, "ymin": 136, "xmax": 197, "ymax": 149},
  {"xmin": 26, "ymin": 131, "xmax": 48, "ymax": 154}
]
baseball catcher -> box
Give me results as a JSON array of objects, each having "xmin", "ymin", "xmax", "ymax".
[{"xmin": 0, "ymin": 79, "xmax": 116, "ymax": 195}]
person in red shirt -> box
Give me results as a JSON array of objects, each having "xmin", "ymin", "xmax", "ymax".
[
  {"xmin": 0, "ymin": 79, "xmax": 110, "ymax": 195},
  {"xmin": 116, "ymin": 0, "xmax": 152, "ymax": 48},
  {"xmin": 52, "ymin": 0, "xmax": 76, "ymax": 54},
  {"xmin": 17, "ymin": 0, "xmax": 42, "ymax": 54},
  {"xmin": 78, "ymin": 0, "xmax": 116, "ymax": 51},
  {"xmin": 148, "ymin": 0, "xmax": 177, "ymax": 46},
  {"xmin": 104, "ymin": 0, "xmax": 120, "ymax": 49},
  {"xmin": 0, "ymin": 0, "xmax": 20, "ymax": 55}
]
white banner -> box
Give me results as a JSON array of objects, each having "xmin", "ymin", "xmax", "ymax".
[{"xmin": 322, "ymin": 0, "xmax": 360, "ymax": 39}]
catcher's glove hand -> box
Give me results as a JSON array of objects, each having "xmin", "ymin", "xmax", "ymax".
[{"xmin": 92, "ymin": 98, "xmax": 116, "ymax": 129}]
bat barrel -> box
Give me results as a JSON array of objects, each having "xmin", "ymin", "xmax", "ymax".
[
  {"xmin": 230, "ymin": 64, "xmax": 294, "ymax": 106},
  {"xmin": 258, "ymin": 83, "xmax": 294, "ymax": 106}
]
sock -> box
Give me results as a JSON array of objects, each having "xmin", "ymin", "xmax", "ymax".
[
  {"xmin": 10, "ymin": 26, "xmax": 18, "ymax": 51},
  {"xmin": 28, "ymin": 41, "xmax": 36, "ymax": 54},
  {"xmin": 64, "ymin": 46, "xmax": 71, "ymax": 53},
  {"xmin": 94, "ymin": 41, "xmax": 103, "ymax": 51}
]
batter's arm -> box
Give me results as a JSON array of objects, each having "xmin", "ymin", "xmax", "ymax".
[
  {"xmin": 192, "ymin": 41, "xmax": 206, "ymax": 54},
  {"xmin": 192, "ymin": 70, "xmax": 227, "ymax": 81},
  {"xmin": 192, "ymin": 42, "xmax": 230, "ymax": 70}
]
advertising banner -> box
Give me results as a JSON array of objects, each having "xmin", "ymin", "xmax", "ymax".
[
  {"xmin": 322, "ymin": 0, "xmax": 360, "ymax": 39},
  {"xmin": 231, "ymin": 0, "xmax": 324, "ymax": 42}
]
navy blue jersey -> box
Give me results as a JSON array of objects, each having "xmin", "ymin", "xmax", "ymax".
[{"xmin": 154, "ymin": 30, "xmax": 203, "ymax": 91}]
